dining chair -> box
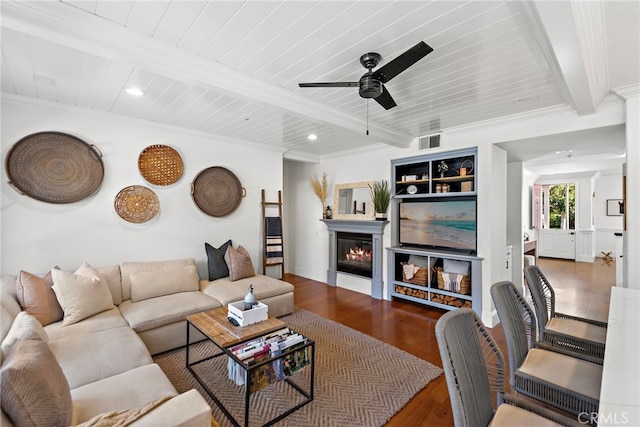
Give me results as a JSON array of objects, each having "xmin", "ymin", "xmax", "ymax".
[
  {"xmin": 523, "ymin": 265, "xmax": 606, "ymax": 359},
  {"xmin": 490, "ymin": 281, "xmax": 602, "ymax": 417},
  {"xmin": 435, "ymin": 308, "xmax": 582, "ymax": 427}
]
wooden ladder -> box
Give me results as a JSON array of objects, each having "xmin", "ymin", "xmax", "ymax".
[{"xmin": 261, "ymin": 189, "xmax": 285, "ymax": 279}]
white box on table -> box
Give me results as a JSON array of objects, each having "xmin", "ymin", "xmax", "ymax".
[{"xmin": 227, "ymin": 301, "xmax": 268, "ymax": 327}]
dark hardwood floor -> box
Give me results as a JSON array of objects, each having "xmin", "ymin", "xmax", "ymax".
[{"xmin": 286, "ymin": 257, "xmax": 615, "ymax": 426}]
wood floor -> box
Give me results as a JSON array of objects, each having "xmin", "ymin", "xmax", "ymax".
[{"xmin": 286, "ymin": 257, "xmax": 615, "ymax": 426}]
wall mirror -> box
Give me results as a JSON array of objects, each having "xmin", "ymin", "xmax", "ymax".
[{"xmin": 333, "ymin": 181, "xmax": 374, "ymax": 220}]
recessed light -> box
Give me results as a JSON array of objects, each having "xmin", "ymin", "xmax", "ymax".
[
  {"xmin": 307, "ymin": 134, "xmax": 318, "ymax": 141},
  {"xmin": 125, "ymin": 87, "xmax": 146, "ymax": 96}
]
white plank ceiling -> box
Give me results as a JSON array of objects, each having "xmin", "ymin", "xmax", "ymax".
[{"xmin": 1, "ymin": 1, "xmax": 638, "ymax": 161}]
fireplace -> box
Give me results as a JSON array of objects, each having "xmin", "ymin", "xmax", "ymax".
[
  {"xmin": 336, "ymin": 232, "xmax": 373, "ymax": 278},
  {"xmin": 320, "ymin": 219, "xmax": 388, "ymax": 299}
]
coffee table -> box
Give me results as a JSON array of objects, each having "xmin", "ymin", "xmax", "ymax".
[{"xmin": 186, "ymin": 307, "xmax": 314, "ymax": 427}]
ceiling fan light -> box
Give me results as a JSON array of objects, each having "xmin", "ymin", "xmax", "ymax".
[{"xmin": 359, "ymin": 76, "xmax": 382, "ymax": 98}]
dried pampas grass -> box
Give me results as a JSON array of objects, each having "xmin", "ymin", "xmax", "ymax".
[{"xmin": 311, "ymin": 172, "xmax": 329, "ymax": 207}]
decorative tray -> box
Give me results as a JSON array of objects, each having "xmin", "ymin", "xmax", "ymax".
[
  {"xmin": 114, "ymin": 185, "xmax": 159, "ymax": 223},
  {"xmin": 5, "ymin": 131, "xmax": 104, "ymax": 203},
  {"xmin": 138, "ymin": 144, "xmax": 184, "ymax": 186},
  {"xmin": 191, "ymin": 166, "xmax": 244, "ymax": 217}
]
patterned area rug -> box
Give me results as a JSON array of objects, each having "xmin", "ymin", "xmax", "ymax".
[{"xmin": 153, "ymin": 309, "xmax": 442, "ymax": 427}]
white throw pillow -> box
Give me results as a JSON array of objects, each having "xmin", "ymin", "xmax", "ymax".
[
  {"xmin": 1, "ymin": 311, "xmax": 49, "ymax": 360},
  {"xmin": 51, "ymin": 263, "xmax": 114, "ymax": 326},
  {"xmin": 129, "ymin": 264, "xmax": 199, "ymax": 302}
]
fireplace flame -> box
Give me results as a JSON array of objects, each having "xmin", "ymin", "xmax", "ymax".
[{"xmin": 345, "ymin": 246, "xmax": 372, "ymax": 263}]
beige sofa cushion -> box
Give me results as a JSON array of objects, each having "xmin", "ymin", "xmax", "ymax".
[
  {"xmin": 130, "ymin": 264, "xmax": 199, "ymax": 302},
  {"xmin": 224, "ymin": 245, "xmax": 255, "ymax": 281},
  {"xmin": 70, "ymin": 363, "xmax": 177, "ymax": 424},
  {"xmin": 518, "ymin": 348, "xmax": 602, "ymax": 400},
  {"xmin": 51, "ymin": 264, "xmax": 114, "ymax": 326},
  {"xmin": 1, "ymin": 339, "xmax": 72, "ymax": 427},
  {"xmin": 1, "ymin": 312, "xmax": 48, "ymax": 360},
  {"xmin": 120, "ymin": 258, "xmax": 196, "ymax": 301},
  {"xmin": 201, "ymin": 274, "xmax": 294, "ymax": 306},
  {"xmin": 119, "ymin": 291, "xmax": 220, "ymax": 332},
  {"xmin": 48, "ymin": 327, "xmax": 152, "ymax": 389},
  {"xmin": 15, "ymin": 269, "xmax": 64, "ymax": 326},
  {"xmin": 94, "ymin": 265, "xmax": 123, "ymax": 305},
  {"xmin": 44, "ymin": 307, "xmax": 127, "ymax": 341}
]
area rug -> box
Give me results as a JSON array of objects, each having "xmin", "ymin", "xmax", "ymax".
[{"xmin": 153, "ymin": 309, "xmax": 442, "ymax": 426}]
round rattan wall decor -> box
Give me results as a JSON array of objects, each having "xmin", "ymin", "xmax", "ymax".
[
  {"xmin": 114, "ymin": 185, "xmax": 160, "ymax": 224},
  {"xmin": 5, "ymin": 131, "xmax": 104, "ymax": 203},
  {"xmin": 138, "ymin": 144, "xmax": 184, "ymax": 186},
  {"xmin": 191, "ymin": 166, "xmax": 245, "ymax": 217}
]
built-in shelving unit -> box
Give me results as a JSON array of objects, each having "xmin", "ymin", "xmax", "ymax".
[
  {"xmin": 387, "ymin": 148, "xmax": 482, "ymax": 315},
  {"xmin": 393, "ymin": 149, "xmax": 477, "ymax": 197}
]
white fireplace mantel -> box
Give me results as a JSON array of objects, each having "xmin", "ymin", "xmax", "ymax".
[{"xmin": 320, "ymin": 219, "xmax": 388, "ymax": 299}]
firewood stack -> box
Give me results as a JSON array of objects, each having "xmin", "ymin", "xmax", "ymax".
[
  {"xmin": 394, "ymin": 285, "xmax": 428, "ymax": 301},
  {"xmin": 431, "ymin": 294, "xmax": 472, "ymax": 308}
]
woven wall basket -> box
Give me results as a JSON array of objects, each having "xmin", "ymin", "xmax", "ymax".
[
  {"xmin": 138, "ymin": 144, "xmax": 184, "ymax": 186},
  {"xmin": 114, "ymin": 185, "xmax": 159, "ymax": 224},
  {"xmin": 5, "ymin": 131, "xmax": 104, "ymax": 203},
  {"xmin": 191, "ymin": 166, "xmax": 245, "ymax": 217}
]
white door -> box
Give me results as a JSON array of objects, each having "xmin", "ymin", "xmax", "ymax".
[{"xmin": 538, "ymin": 229, "xmax": 576, "ymax": 260}]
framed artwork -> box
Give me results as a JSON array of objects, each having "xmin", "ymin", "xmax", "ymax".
[{"xmin": 606, "ymin": 199, "xmax": 624, "ymax": 216}]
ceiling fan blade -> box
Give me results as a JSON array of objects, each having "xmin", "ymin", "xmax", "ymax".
[
  {"xmin": 374, "ymin": 85, "xmax": 397, "ymax": 110},
  {"xmin": 298, "ymin": 82, "xmax": 359, "ymax": 88},
  {"xmin": 371, "ymin": 41, "xmax": 433, "ymax": 83}
]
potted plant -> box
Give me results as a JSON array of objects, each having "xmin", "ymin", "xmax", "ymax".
[
  {"xmin": 437, "ymin": 160, "xmax": 448, "ymax": 178},
  {"xmin": 311, "ymin": 172, "xmax": 329, "ymax": 218},
  {"xmin": 369, "ymin": 180, "xmax": 391, "ymax": 220}
]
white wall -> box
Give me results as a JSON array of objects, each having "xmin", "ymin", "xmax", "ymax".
[
  {"xmin": 594, "ymin": 172, "xmax": 624, "ymax": 256},
  {"xmin": 1, "ymin": 98, "xmax": 284, "ymax": 278}
]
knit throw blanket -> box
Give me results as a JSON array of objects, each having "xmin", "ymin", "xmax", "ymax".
[
  {"xmin": 441, "ymin": 272, "xmax": 464, "ymax": 293},
  {"xmin": 75, "ymin": 396, "xmax": 172, "ymax": 427}
]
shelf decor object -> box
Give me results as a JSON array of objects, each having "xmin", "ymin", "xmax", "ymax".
[
  {"xmin": 5, "ymin": 131, "xmax": 104, "ymax": 203},
  {"xmin": 114, "ymin": 185, "xmax": 159, "ymax": 223},
  {"xmin": 191, "ymin": 166, "xmax": 245, "ymax": 217},
  {"xmin": 138, "ymin": 144, "xmax": 184, "ymax": 186}
]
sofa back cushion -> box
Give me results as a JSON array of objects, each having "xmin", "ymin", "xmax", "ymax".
[
  {"xmin": 120, "ymin": 258, "xmax": 197, "ymax": 301},
  {"xmin": 94, "ymin": 265, "xmax": 123, "ymax": 305},
  {"xmin": 15, "ymin": 270, "xmax": 64, "ymax": 326},
  {"xmin": 130, "ymin": 264, "xmax": 199, "ymax": 302},
  {"xmin": 51, "ymin": 264, "xmax": 114, "ymax": 326},
  {"xmin": 0, "ymin": 339, "xmax": 72, "ymax": 427}
]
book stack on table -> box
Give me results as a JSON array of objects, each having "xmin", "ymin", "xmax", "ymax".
[{"xmin": 227, "ymin": 327, "xmax": 310, "ymax": 393}]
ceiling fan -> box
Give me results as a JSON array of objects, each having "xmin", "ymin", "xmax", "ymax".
[{"xmin": 298, "ymin": 41, "xmax": 433, "ymax": 110}]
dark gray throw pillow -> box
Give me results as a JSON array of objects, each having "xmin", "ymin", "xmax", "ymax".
[{"xmin": 205, "ymin": 240, "xmax": 232, "ymax": 280}]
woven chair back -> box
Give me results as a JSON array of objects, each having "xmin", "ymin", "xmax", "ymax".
[
  {"xmin": 524, "ymin": 265, "xmax": 556, "ymax": 329},
  {"xmin": 436, "ymin": 308, "xmax": 504, "ymax": 427},
  {"xmin": 490, "ymin": 281, "xmax": 537, "ymax": 384}
]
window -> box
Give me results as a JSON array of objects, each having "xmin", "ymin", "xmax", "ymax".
[{"xmin": 535, "ymin": 183, "xmax": 575, "ymax": 229}]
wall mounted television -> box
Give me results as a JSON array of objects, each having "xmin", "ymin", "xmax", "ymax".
[{"xmin": 399, "ymin": 198, "xmax": 477, "ymax": 254}]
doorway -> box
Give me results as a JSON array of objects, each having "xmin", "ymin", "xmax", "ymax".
[{"xmin": 536, "ymin": 183, "xmax": 576, "ymax": 260}]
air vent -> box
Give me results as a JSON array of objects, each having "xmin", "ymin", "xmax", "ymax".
[{"xmin": 419, "ymin": 134, "xmax": 441, "ymax": 150}]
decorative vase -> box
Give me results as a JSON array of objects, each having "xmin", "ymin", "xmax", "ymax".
[
  {"xmin": 375, "ymin": 212, "xmax": 387, "ymax": 221},
  {"xmin": 244, "ymin": 285, "xmax": 256, "ymax": 310}
]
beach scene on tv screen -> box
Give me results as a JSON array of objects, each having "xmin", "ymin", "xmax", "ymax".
[{"xmin": 400, "ymin": 201, "xmax": 476, "ymax": 250}]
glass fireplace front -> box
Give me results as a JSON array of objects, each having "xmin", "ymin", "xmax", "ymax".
[{"xmin": 336, "ymin": 232, "xmax": 373, "ymax": 278}]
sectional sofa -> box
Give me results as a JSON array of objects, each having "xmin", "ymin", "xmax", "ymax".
[{"xmin": 0, "ymin": 256, "xmax": 294, "ymax": 426}]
